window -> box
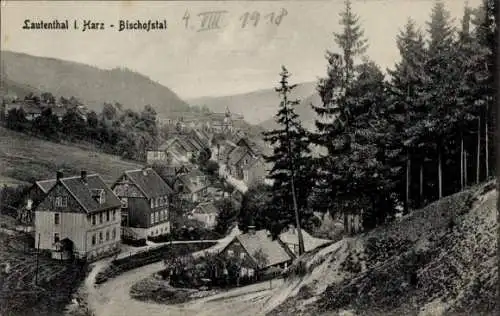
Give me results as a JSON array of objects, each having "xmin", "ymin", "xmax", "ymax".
[
  {"xmin": 240, "ymin": 252, "xmax": 245, "ymax": 259},
  {"xmin": 227, "ymin": 250, "xmax": 234, "ymax": 257},
  {"xmin": 112, "ymin": 228, "xmax": 116, "ymax": 240},
  {"xmin": 99, "ymin": 232, "xmax": 103, "ymax": 243},
  {"xmin": 121, "ymin": 198, "xmax": 128, "ymax": 208},
  {"xmin": 150, "ymin": 199, "xmax": 154, "ymax": 209},
  {"xmin": 112, "ymin": 210, "xmax": 116, "ymax": 221},
  {"xmin": 91, "ymin": 234, "xmax": 96, "ymax": 245},
  {"xmin": 92, "ymin": 215, "xmax": 96, "ymax": 225},
  {"xmin": 55, "ymin": 196, "xmax": 67, "ymax": 208},
  {"xmin": 105, "ymin": 230, "xmax": 109, "ymax": 241},
  {"xmin": 154, "ymin": 212, "xmax": 159, "ymax": 223},
  {"xmin": 54, "ymin": 233, "xmax": 60, "ymax": 244},
  {"xmin": 150, "ymin": 213, "xmax": 154, "ymax": 224},
  {"xmin": 106, "ymin": 211, "xmax": 110, "ymax": 222},
  {"xmin": 54, "ymin": 213, "xmax": 60, "ymax": 225},
  {"xmin": 99, "ymin": 213, "xmax": 103, "ymax": 224}
]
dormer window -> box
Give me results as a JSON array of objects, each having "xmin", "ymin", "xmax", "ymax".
[
  {"xmin": 55, "ymin": 196, "xmax": 68, "ymax": 208},
  {"xmin": 91, "ymin": 189, "xmax": 105, "ymax": 204}
]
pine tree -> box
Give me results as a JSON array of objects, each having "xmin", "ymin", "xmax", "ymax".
[
  {"xmin": 344, "ymin": 61, "xmax": 401, "ymax": 229},
  {"xmin": 334, "ymin": 0, "xmax": 368, "ymax": 85},
  {"xmin": 262, "ymin": 66, "xmax": 313, "ymax": 254},
  {"xmin": 387, "ymin": 18, "xmax": 428, "ymax": 210},
  {"xmin": 310, "ymin": 0, "xmax": 368, "ymax": 230},
  {"xmin": 423, "ymin": 0, "xmax": 457, "ymax": 199}
]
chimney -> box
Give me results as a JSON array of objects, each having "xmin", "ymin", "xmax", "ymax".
[
  {"xmin": 81, "ymin": 170, "xmax": 87, "ymax": 183},
  {"xmin": 248, "ymin": 226, "xmax": 256, "ymax": 235},
  {"xmin": 56, "ymin": 170, "xmax": 63, "ymax": 181}
]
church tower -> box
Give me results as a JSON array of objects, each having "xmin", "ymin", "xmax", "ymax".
[{"xmin": 223, "ymin": 106, "xmax": 233, "ymax": 131}]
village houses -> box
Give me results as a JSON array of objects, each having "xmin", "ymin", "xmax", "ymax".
[
  {"xmin": 146, "ymin": 130, "xmax": 210, "ymax": 165},
  {"xmin": 219, "ymin": 227, "xmax": 295, "ymax": 277},
  {"xmin": 188, "ymin": 202, "xmax": 219, "ymax": 229},
  {"xmin": 173, "ymin": 169, "xmax": 209, "ymax": 203},
  {"xmin": 112, "ymin": 168, "xmax": 174, "ymax": 240},
  {"xmin": 33, "ymin": 170, "xmax": 122, "ymax": 261}
]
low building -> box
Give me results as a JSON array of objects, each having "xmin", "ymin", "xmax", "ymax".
[
  {"xmin": 189, "ymin": 202, "xmax": 219, "ymax": 229},
  {"xmin": 112, "ymin": 168, "xmax": 174, "ymax": 239},
  {"xmin": 278, "ymin": 227, "xmax": 332, "ymax": 256},
  {"xmin": 219, "ymin": 228, "xmax": 295, "ymax": 276},
  {"xmin": 33, "ymin": 170, "xmax": 122, "ymax": 261},
  {"xmin": 174, "ymin": 169, "xmax": 209, "ymax": 203}
]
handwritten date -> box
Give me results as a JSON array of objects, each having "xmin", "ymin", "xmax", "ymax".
[
  {"xmin": 182, "ymin": 8, "xmax": 287, "ymax": 32},
  {"xmin": 240, "ymin": 8, "xmax": 287, "ymax": 28}
]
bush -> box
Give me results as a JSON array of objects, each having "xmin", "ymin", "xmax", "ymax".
[
  {"xmin": 95, "ymin": 242, "xmax": 215, "ymax": 285},
  {"xmin": 121, "ymin": 236, "xmax": 147, "ymax": 247}
]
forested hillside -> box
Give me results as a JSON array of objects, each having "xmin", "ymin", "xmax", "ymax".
[
  {"xmin": 0, "ymin": 50, "xmax": 190, "ymax": 116},
  {"xmin": 243, "ymin": 0, "xmax": 496, "ymax": 250}
]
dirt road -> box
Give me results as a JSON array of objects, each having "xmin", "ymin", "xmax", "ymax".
[{"xmin": 84, "ymin": 227, "xmax": 285, "ymax": 316}]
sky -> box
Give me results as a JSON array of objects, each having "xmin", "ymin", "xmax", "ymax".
[{"xmin": 1, "ymin": 0, "xmax": 478, "ymax": 99}]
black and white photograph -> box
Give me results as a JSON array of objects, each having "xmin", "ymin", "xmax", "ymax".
[{"xmin": 0, "ymin": 0, "xmax": 498, "ymax": 315}]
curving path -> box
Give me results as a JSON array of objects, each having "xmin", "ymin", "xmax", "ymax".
[{"xmin": 83, "ymin": 227, "xmax": 284, "ymax": 316}]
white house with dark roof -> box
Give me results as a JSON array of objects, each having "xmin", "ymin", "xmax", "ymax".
[
  {"xmin": 112, "ymin": 167, "xmax": 174, "ymax": 239},
  {"xmin": 219, "ymin": 228, "xmax": 295, "ymax": 276},
  {"xmin": 189, "ymin": 202, "xmax": 219, "ymax": 229},
  {"xmin": 33, "ymin": 170, "xmax": 122, "ymax": 261}
]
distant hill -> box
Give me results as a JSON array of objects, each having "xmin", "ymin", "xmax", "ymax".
[
  {"xmin": 0, "ymin": 50, "xmax": 190, "ymax": 116},
  {"xmin": 188, "ymin": 81, "xmax": 319, "ymax": 128},
  {"xmin": 259, "ymin": 90, "xmax": 322, "ymax": 132}
]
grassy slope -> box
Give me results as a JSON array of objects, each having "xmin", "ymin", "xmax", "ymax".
[
  {"xmin": 0, "ymin": 126, "xmax": 143, "ymax": 185},
  {"xmin": 1, "ymin": 50, "xmax": 190, "ymax": 116},
  {"xmin": 266, "ymin": 181, "xmax": 498, "ymax": 316}
]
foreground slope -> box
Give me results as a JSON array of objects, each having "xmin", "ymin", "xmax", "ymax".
[
  {"xmin": 1, "ymin": 50, "xmax": 190, "ymax": 116},
  {"xmin": 265, "ymin": 181, "xmax": 498, "ymax": 316},
  {"xmin": 0, "ymin": 127, "xmax": 142, "ymax": 185}
]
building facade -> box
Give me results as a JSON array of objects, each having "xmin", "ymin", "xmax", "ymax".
[
  {"xmin": 34, "ymin": 171, "xmax": 122, "ymax": 261},
  {"xmin": 112, "ymin": 168, "xmax": 173, "ymax": 239}
]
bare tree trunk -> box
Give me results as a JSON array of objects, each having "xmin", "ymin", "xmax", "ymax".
[
  {"xmin": 460, "ymin": 134, "xmax": 464, "ymax": 190},
  {"xmin": 464, "ymin": 150, "xmax": 468, "ymax": 187},
  {"xmin": 438, "ymin": 146, "xmax": 443, "ymax": 199},
  {"xmin": 419, "ymin": 162, "xmax": 424, "ymax": 207},
  {"xmin": 405, "ymin": 156, "xmax": 411, "ymax": 213},
  {"xmin": 476, "ymin": 115, "xmax": 481, "ymax": 184},
  {"xmin": 485, "ymin": 104, "xmax": 489, "ymax": 179}
]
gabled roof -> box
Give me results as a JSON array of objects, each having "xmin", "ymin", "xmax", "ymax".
[
  {"xmin": 192, "ymin": 202, "xmax": 219, "ymax": 215},
  {"xmin": 230, "ymin": 230, "xmax": 294, "ymax": 268},
  {"xmin": 35, "ymin": 179, "xmax": 57, "ymax": 193},
  {"xmin": 279, "ymin": 229, "xmax": 332, "ymax": 253},
  {"xmin": 123, "ymin": 168, "xmax": 173, "ymax": 199},
  {"xmin": 228, "ymin": 146, "xmax": 253, "ymax": 166},
  {"xmin": 177, "ymin": 170, "xmax": 208, "ymax": 193},
  {"xmin": 41, "ymin": 174, "xmax": 122, "ymax": 213}
]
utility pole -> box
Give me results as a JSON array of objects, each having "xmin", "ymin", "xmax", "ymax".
[
  {"xmin": 279, "ymin": 66, "xmax": 305, "ymax": 256},
  {"xmin": 35, "ymin": 233, "xmax": 40, "ymax": 286}
]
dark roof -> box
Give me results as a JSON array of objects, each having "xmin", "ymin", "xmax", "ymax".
[
  {"xmin": 124, "ymin": 168, "xmax": 173, "ymax": 199},
  {"xmin": 192, "ymin": 202, "xmax": 219, "ymax": 215},
  {"xmin": 38, "ymin": 174, "xmax": 121, "ymax": 213},
  {"xmin": 228, "ymin": 146, "xmax": 252, "ymax": 166},
  {"xmin": 60, "ymin": 174, "xmax": 122, "ymax": 213},
  {"xmin": 35, "ymin": 179, "xmax": 57, "ymax": 193},
  {"xmin": 233, "ymin": 230, "xmax": 293, "ymax": 268}
]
